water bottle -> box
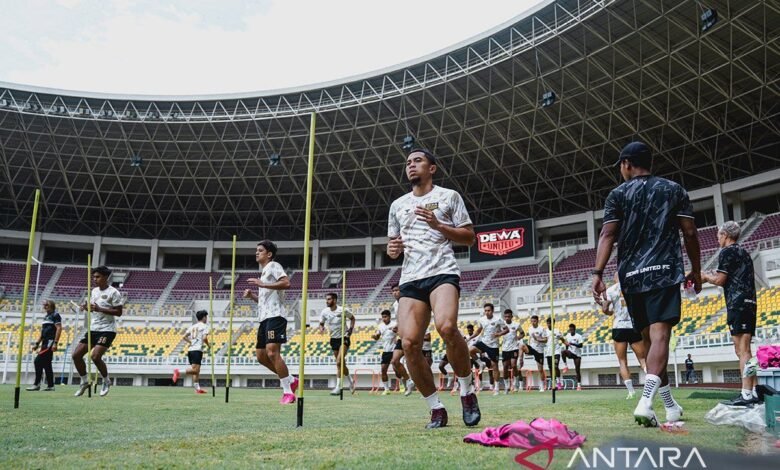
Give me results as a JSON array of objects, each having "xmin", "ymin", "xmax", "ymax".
[{"xmin": 684, "ymin": 280, "xmax": 697, "ymax": 300}]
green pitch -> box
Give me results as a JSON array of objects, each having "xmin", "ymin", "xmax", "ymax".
[{"xmin": 0, "ymin": 385, "xmax": 744, "ymax": 469}]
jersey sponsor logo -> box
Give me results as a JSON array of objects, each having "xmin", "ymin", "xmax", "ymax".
[
  {"xmin": 101, "ymin": 294, "xmax": 108, "ymax": 299},
  {"xmin": 423, "ymin": 202, "xmax": 439, "ymax": 211},
  {"xmin": 477, "ymin": 227, "xmax": 525, "ymax": 256}
]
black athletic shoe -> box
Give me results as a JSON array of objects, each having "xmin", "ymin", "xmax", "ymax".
[
  {"xmin": 461, "ymin": 393, "xmax": 481, "ymax": 427},
  {"xmin": 721, "ymin": 395, "xmax": 757, "ymax": 407},
  {"xmin": 426, "ymin": 408, "xmax": 448, "ymax": 429}
]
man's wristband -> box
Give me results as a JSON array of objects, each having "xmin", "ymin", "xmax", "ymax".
[{"xmin": 591, "ymin": 269, "xmax": 603, "ymax": 276}]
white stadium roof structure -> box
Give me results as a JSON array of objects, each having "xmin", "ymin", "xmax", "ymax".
[{"xmin": 0, "ymin": 0, "xmax": 778, "ymax": 241}]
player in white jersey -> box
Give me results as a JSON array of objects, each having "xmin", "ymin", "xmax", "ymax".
[
  {"xmin": 501, "ymin": 309, "xmax": 524, "ymax": 393},
  {"xmin": 525, "ymin": 315, "xmax": 548, "ymax": 391},
  {"xmin": 172, "ymin": 310, "xmax": 210, "ymax": 394},
  {"xmin": 319, "ymin": 292, "xmax": 356, "ymax": 395},
  {"xmin": 544, "ymin": 317, "xmax": 565, "ymax": 390},
  {"xmin": 468, "ymin": 303, "xmax": 509, "ymax": 396},
  {"xmin": 372, "ymin": 310, "xmax": 398, "ymax": 395},
  {"xmin": 561, "ymin": 323, "xmax": 584, "ymax": 389},
  {"xmin": 422, "ymin": 328, "xmax": 434, "ymax": 367},
  {"xmin": 387, "ymin": 148, "xmax": 481, "ymax": 429},
  {"xmin": 243, "ymin": 240, "xmax": 298, "ymax": 405},
  {"xmin": 602, "ymin": 274, "xmax": 648, "ymax": 398},
  {"xmin": 73, "ymin": 266, "xmax": 124, "ymax": 397},
  {"xmin": 389, "ymin": 283, "xmax": 413, "ymax": 394}
]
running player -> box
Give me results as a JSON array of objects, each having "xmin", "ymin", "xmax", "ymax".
[
  {"xmin": 243, "ymin": 240, "xmax": 298, "ymax": 405},
  {"xmin": 319, "ymin": 292, "xmax": 356, "ymax": 395},
  {"xmin": 602, "ymin": 273, "xmax": 648, "ymax": 399},
  {"xmin": 561, "ymin": 323, "xmax": 584, "ymax": 390},
  {"xmin": 468, "ymin": 303, "xmax": 508, "ymax": 396},
  {"xmin": 526, "ymin": 315, "xmax": 547, "ymax": 391},
  {"xmin": 73, "ymin": 266, "xmax": 123, "ymax": 397},
  {"xmin": 387, "ymin": 148, "xmax": 481, "ymax": 428},
  {"xmin": 501, "ymin": 309, "xmax": 523, "ymax": 393},
  {"xmin": 172, "ymin": 309, "xmax": 210, "ymax": 394},
  {"xmin": 389, "ymin": 283, "xmax": 413, "ymax": 394},
  {"xmin": 372, "ymin": 309, "xmax": 397, "ymax": 395},
  {"xmin": 544, "ymin": 317, "xmax": 564, "ymax": 390}
]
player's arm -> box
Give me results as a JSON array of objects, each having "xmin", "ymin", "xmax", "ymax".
[
  {"xmin": 592, "ymin": 221, "xmax": 618, "ymax": 305},
  {"xmin": 495, "ymin": 325, "xmax": 509, "ymax": 338},
  {"xmin": 94, "ymin": 303, "xmax": 122, "ymax": 317},
  {"xmin": 372, "ymin": 330, "xmax": 381, "ymax": 341},
  {"xmin": 203, "ymin": 333, "xmax": 210, "ymax": 348},
  {"xmin": 347, "ymin": 314, "xmax": 356, "ymax": 336},
  {"xmin": 679, "ymin": 217, "xmax": 702, "ymax": 292},
  {"xmin": 414, "ymin": 207, "xmax": 475, "ymax": 246},
  {"xmin": 702, "ymin": 270, "xmax": 727, "ymax": 287},
  {"xmin": 536, "ymin": 332, "xmax": 548, "ymax": 343},
  {"xmin": 601, "ymin": 297, "xmax": 614, "ymax": 315},
  {"xmin": 318, "ymin": 319, "xmax": 326, "ymax": 334},
  {"xmin": 243, "ymin": 289, "xmax": 258, "ymax": 302},
  {"xmin": 52, "ymin": 322, "xmax": 62, "ymax": 351},
  {"xmin": 182, "ymin": 331, "xmax": 192, "ymax": 344},
  {"xmin": 250, "ymin": 275, "xmax": 290, "ymax": 291},
  {"xmin": 469, "ymin": 326, "xmax": 483, "ymax": 341}
]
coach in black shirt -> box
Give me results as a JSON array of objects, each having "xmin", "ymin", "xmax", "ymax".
[
  {"xmin": 592, "ymin": 141, "xmax": 701, "ymax": 427},
  {"xmin": 27, "ymin": 300, "xmax": 62, "ymax": 391},
  {"xmin": 703, "ymin": 221, "xmax": 758, "ymax": 406}
]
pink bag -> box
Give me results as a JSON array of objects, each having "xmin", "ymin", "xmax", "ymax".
[
  {"xmin": 756, "ymin": 345, "xmax": 780, "ymax": 369},
  {"xmin": 463, "ymin": 418, "xmax": 585, "ymax": 449}
]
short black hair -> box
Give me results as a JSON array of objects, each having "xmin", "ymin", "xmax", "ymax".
[
  {"xmin": 45, "ymin": 299, "xmax": 56, "ymax": 309},
  {"xmin": 196, "ymin": 310, "xmax": 208, "ymax": 321},
  {"xmin": 380, "ymin": 309, "xmax": 391, "ymax": 317},
  {"xmin": 546, "ymin": 317, "xmax": 552, "ymax": 323},
  {"xmin": 327, "ymin": 292, "xmax": 338, "ymax": 301},
  {"xmin": 466, "ymin": 324, "xmax": 474, "ymax": 330},
  {"xmin": 503, "ymin": 309, "xmax": 513, "ymax": 315},
  {"xmin": 93, "ymin": 265, "xmax": 111, "ymax": 277},
  {"xmin": 483, "ymin": 303, "xmax": 494, "ymax": 311},
  {"xmin": 408, "ymin": 148, "xmax": 436, "ymax": 165},
  {"xmin": 530, "ymin": 315, "xmax": 539, "ymax": 320},
  {"xmin": 257, "ymin": 240, "xmax": 277, "ymax": 259},
  {"xmin": 569, "ymin": 323, "xmax": 576, "ymax": 329},
  {"xmin": 391, "ymin": 283, "xmax": 399, "ymax": 290}
]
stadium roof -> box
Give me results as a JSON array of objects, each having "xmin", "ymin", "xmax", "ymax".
[{"xmin": 0, "ymin": 0, "xmax": 778, "ymax": 241}]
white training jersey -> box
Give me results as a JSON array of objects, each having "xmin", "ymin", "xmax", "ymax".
[
  {"xmin": 467, "ymin": 334, "xmax": 479, "ymax": 348},
  {"xmin": 320, "ymin": 306, "xmax": 354, "ymax": 338},
  {"xmin": 388, "ymin": 185, "xmax": 472, "ymax": 285},
  {"xmin": 422, "ymin": 326, "xmax": 433, "ymax": 351},
  {"xmin": 256, "ymin": 261, "xmax": 287, "ymax": 323},
  {"xmin": 545, "ymin": 328, "xmax": 564, "ymax": 356},
  {"xmin": 89, "ymin": 286, "xmax": 123, "ymax": 332},
  {"xmin": 377, "ymin": 321, "xmax": 397, "ymax": 352},
  {"xmin": 477, "ymin": 316, "xmax": 507, "ymax": 348},
  {"xmin": 527, "ymin": 325, "xmax": 547, "ymax": 352},
  {"xmin": 502, "ymin": 322, "xmax": 522, "ymax": 352},
  {"xmin": 187, "ymin": 323, "xmax": 210, "ymax": 352},
  {"xmin": 606, "ymin": 283, "xmax": 632, "ymax": 330},
  {"xmin": 565, "ymin": 332, "xmax": 584, "ymax": 357},
  {"xmin": 392, "ymin": 300, "xmax": 399, "ymax": 318}
]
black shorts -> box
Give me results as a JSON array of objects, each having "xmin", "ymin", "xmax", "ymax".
[
  {"xmin": 612, "ymin": 328, "xmax": 643, "ymax": 344},
  {"xmin": 399, "ymin": 274, "xmax": 460, "ymax": 305},
  {"xmin": 727, "ymin": 301, "xmax": 757, "ymax": 336},
  {"xmin": 623, "ymin": 284, "xmax": 681, "ymax": 331},
  {"xmin": 502, "ymin": 350, "xmax": 519, "ymax": 361},
  {"xmin": 187, "ymin": 350, "xmax": 203, "ymax": 365},
  {"xmin": 330, "ymin": 337, "xmax": 351, "ymax": 351},
  {"xmin": 475, "ymin": 341, "xmax": 499, "ymax": 362},
  {"xmin": 422, "ymin": 350, "xmax": 432, "ymax": 359},
  {"xmin": 381, "ymin": 351, "xmax": 394, "ymax": 365},
  {"xmin": 394, "ymin": 339, "xmax": 403, "ymax": 351},
  {"xmin": 79, "ymin": 331, "xmax": 116, "ymax": 349},
  {"xmin": 528, "ymin": 346, "xmax": 544, "ymax": 364},
  {"xmin": 256, "ymin": 317, "xmax": 287, "ymax": 349}
]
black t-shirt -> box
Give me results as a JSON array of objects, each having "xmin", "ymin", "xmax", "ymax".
[
  {"xmin": 716, "ymin": 243, "xmax": 756, "ymax": 312},
  {"xmin": 684, "ymin": 358, "xmax": 694, "ymax": 370},
  {"xmin": 40, "ymin": 312, "xmax": 62, "ymax": 341},
  {"xmin": 603, "ymin": 175, "xmax": 695, "ymax": 294}
]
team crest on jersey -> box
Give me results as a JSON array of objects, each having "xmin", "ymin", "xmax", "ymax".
[
  {"xmin": 101, "ymin": 294, "xmax": 108, "ymax": 299},
  {"xmin": 423, "ymin": 202, "xmax": 439, "ymax": 211}
]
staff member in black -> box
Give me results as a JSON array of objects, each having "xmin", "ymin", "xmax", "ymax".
[{"xmin": 27, "ymin": 300, "xmax": 62, "ymax": 391}]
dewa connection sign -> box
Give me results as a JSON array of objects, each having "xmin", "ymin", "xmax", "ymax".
[{"xmin": 470, "ymin": 219, "xmax": 535, "ymax": 262}]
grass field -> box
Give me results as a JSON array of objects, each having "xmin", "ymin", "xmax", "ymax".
[{"xmin": 0, "ymin": 385, "xmax": 746, "ymax": 469}]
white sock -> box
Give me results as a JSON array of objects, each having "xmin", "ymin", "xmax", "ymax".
[
  {"xmin": 752, "ymin": 386, "xmax": 757, "ymax": 398},
  {"xmin": 742, "ymin": 388, "xmax": 753, "ymax": 400},
  {"xmin": 80, "ymin": 375, "xmax": 88, "ymax": 383},
  {"xmin": 503, "ymin": 379, "xmax": 509, "ymax": 390},
  {"xmin": 640, "ymin": 374, "xmax": 661, "ymax": 408},
  {"xmin": 102, "ymin": 374, "xmax": 109, "ymax": 382},
  {"xmin": 424, "ymin": 392, "xmax": 445, "ymax": 410},
  {"xmin": 280, "ymin": 375, "xmax": 293, "ymax": 394},
  {"xmin": 383, "ymin": 381, "xmax": 389, "ymax": 391},
  {"xmin": 658, "ymin": 385, "xmax": 678, "ymax": 409},
  {"xmin": 457, "ymin": 373, "xmax": 474, "ymax": 397},
  {"xmin": 336, "ymin": 378, "xmax": 342, "ymax": 388},
  {"xmin": 625, "ymin": 379, "xmax": 635, "ymax": 394},
  {"xmin": 194, "ymin": 382, "xmax": 200, "ymax": 390},
  {"xmin": 406, "ymin": 379, "xmax": 414, "ymax": 389}
]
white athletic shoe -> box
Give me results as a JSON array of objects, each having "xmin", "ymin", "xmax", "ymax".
[
  {"xmin": 626, "ymin": 391, "xmax": 636, "ymax": 400},
  {"xmin": 330, "ymin": 386, "xmax": 340, "ymax": 396},
  {"xmin": 633, "ymin": 403, "xmax": 659, "ymax": 428},
  {"xmin": 100, "ymin": 379, "xmax": 111, "ymax": 397},
  {"xmin": 404, "ymin": 381, "xmax": 414, "ymax": 396},
  {"xmin": 74, "ymin": 382, "xmax": 91, "ymax": 397},
  {"xmin": 665, "ymin": 404, "xmax": 684, "ymax": 422},
  {"xmin": 538, "ymin": 385, "xmax": 545, "ymax": 392}
]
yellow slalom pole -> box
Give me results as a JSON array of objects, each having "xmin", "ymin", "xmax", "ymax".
[
  {"xmin": 13, "ymin": 189, "xmax": 40, "ymax": 409},
  {"xmin": 297, "ymin": 112, "xmax": 316, "ymax": 427},
  {"xmin": 209, "ymin": 276, "xmax": 216, "ymax": 397},
  {"xmin": 339, "ymin": 270, "xmax": 347, "ymax": 400},
  {"xmin": 87, "ymin": 256, "xmax": 92, "ymax": 397},
  {"xmin": 225, "ymin": 235, "xmax": 236, "ymax": 403},
  {"xmin": 548, "ymin": 246, "xmax": 556, "ymax": 404}
]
